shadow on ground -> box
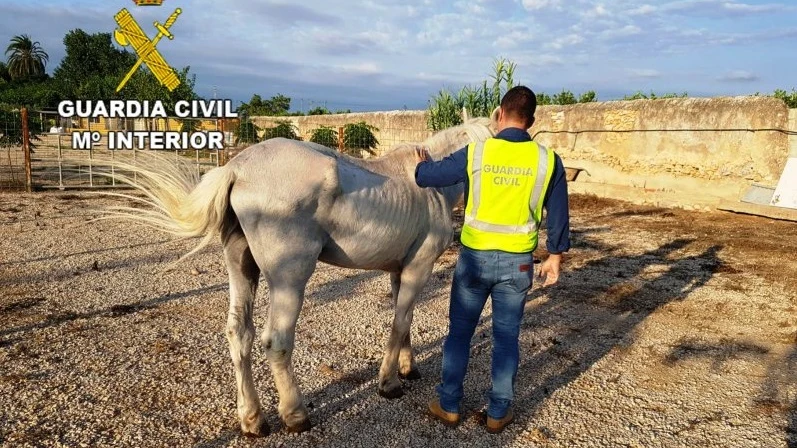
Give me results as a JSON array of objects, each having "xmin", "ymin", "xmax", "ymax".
[{"xmin": 196, "ymin": 237, "xmax": 728, "ymax": 446}]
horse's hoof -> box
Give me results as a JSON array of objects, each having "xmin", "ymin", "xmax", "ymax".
[
  {"xmin": 399, "ymin": 368, "xmax": 422, "ymax": 381},
  {"xmin": 241, "ymin": 419, "xmax": 271, "ymax": 438},
  {"xmin": 378, "ymin": 386, "xmax": 405, "ymax": 400},
  {"xmin": 283, "ymin": 418, "xmax": 312, "ymax": 433}
]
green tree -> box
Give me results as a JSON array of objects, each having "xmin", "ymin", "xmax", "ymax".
[
  {"xmin": 0, "ymin": 62, "xmax": 10, "ymax": 84},
  {"xmin": 53, "ymin": 30, "xmax": 134, "ymax": 98},
  {"xmin": 309, "ymin": 126, "xmax": 338, "ymax": 147},
  {"xmin": 343, "ymin": 122, "xmax": 378, "ymax": 157},
  {"xmin": 5, "ymin": 35, "xmax": 49, "ymax": 80},
  {"xmin": 0, "ymin": 78, "xmax": 63, "ymax": 108},
  {"xmin": 238, "ymin": 94, "xmax": 292, "ymax": 116},
  {"xmin": 123, "ymin": 65, "xmax": 198, "ymax": 114},
  {"xmin": 307, "ymin": 106, "xmax": 330, "ymax": 115}
]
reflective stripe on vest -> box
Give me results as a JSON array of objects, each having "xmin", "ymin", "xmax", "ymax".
[{"xmin": 461, "ymin": 138, "xmax": 556, "ymax": 253}]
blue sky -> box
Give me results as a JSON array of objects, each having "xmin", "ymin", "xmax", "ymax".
[{"xmin": 1, "ymin": 0, "xmax": 795, "ymax": 111}]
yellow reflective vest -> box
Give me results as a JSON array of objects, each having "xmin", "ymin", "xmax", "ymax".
[{"xmin": 461, "ymin": 138, "xmax": 555, "ymax": 253}]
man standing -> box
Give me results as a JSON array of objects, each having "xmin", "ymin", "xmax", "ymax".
[{"xmin": 415, "ymin": 86, "xmax": 570, "ymax": 433}]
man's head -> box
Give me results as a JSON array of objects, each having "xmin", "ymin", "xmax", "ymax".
[{"xmin": 496, "ymin": 86, "xmax": 537, "ymax": 132}]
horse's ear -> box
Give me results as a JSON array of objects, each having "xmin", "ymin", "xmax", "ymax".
[
  {"xmin": 462, "ymin": 107, "xmax": 470, "ymax": 122},
  {"xmin": 490, "ymin": 106, "xmax": 500, "ymax": 128}
]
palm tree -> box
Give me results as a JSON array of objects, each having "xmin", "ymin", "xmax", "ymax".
[{"xmin": 5, "ymin": 34, "xmax": 49, "ymax": 80}]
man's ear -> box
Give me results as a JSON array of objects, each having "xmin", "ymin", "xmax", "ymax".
[{"xmin": 528, "ymin": 116, "xmax": 535, "ymax": 129}]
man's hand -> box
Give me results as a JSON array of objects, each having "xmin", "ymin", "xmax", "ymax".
[
  {"xmin": 414, "ymin": 146, "xmax": 431, "ymax": 164},
  {"xmin": 538, "ymin": 253, "xmax": 563, "ymax": 287}
]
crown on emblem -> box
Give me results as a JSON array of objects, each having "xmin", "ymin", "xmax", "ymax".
[{"xmin": 132, "ymin": 0, "xmax": 164, "ymax": 5}]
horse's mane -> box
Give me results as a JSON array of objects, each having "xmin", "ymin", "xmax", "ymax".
[{"xmin": 423, "ymin": 117, "xmax": 494, "ymax": 160}]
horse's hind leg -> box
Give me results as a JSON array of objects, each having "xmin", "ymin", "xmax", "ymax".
[
  {"xmin": 391, "ymin": 272, "xmax": 421, "ymax": 381},
  {"xmin": 223, "ymin": 227, "xmax": 269, "ymax": 437},
  {"xmin": 254, "ymin": 241, "xmax": 320, "ymax": 433}
]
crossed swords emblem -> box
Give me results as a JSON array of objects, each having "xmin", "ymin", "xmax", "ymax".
[{"xmin": 113, "ymin": 8, "xmax": 182, "ymax": 93}]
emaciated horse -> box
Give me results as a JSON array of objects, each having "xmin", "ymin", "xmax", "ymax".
[{"xmin": 101, "ymin": 118, "xmax": 494, "ymax": 436}]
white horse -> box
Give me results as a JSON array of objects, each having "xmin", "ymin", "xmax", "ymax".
[{"xmin": 101, "ymin": 118, "xmax": 494, "ymax": 436}]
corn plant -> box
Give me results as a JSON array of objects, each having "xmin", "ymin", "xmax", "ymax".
[
  {"xmin": 427, "ymin": 89, "xmax": 462, "ymax": 131},
  {"xmin": 426, "ymin": 57, "xmax": 519, "ymax": 130}
]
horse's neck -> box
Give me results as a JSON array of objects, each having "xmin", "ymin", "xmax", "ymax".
[{"xmin": 359, "ymin": 148, "xmax": 463, "ymax": 211}]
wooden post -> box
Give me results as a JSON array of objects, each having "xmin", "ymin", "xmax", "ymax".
[
  {"xmin": 21, "ymin": 108, "xmax": 32, "ymax": 192},
  {"xmin": 338, "ymin": 126, "xmax": 344, "ymax": 152}
]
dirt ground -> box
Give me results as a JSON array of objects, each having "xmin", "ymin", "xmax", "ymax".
[{"xmin": 1, "ymin": 191, "xmax": 796, "ymax": 447}]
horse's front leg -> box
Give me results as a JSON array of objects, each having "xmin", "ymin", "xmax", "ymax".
[
  {"xmin": 390, "ymin": 272, "xmax": 421, "ymax": 381},
  {"xmin": 379, "ymin": 263, "xmax": 433, "ymax": 398}
]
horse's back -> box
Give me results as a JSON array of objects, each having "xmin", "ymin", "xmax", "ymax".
[{"xmin": 227, "ymin": 139, "xmax": 340, "ymax": 228}]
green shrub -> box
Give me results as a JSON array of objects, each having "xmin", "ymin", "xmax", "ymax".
[
  {"xmin": 773, "ymin": 89, "xmax": 797, "ymax": 108},
  {"xmin": 0, "ymin": 107, "xmax": 42, "ymax": 148},
  {"xmin": 233, "ymin": 120, "xmax": 260, "ymax": 145},
  {"xmin": 309, "ymin": 126, "xmax": 338, "ymax": 148},
  {"xmin": 623, "ymin": 91, "xmax": 688, "ymax": 100},
  {"xmin": 262, "ymin": 119, "xmax": 299, "ymax": 140},
  {"xmin": 343, "ymin": 122, "xmax": 378, "ymax": 157},
  {"xmin": 551, "ymin": 89, "xmax": 577, "ymax": 105}
]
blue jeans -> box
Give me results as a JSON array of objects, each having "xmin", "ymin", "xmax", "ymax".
[{"xmin": 436, "ymin": 246, "xmax": 533, "ymax": 419}]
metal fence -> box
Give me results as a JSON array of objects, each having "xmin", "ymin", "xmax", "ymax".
[
  {"xmin": 0, "ymin": 108, "xmax": 27, "ymax": 190},
  {"xmin": 0, "ymin": 108, "xmax": 235, "ymax": 191},
  {"xmin": 0, "ymin": 108, "xmax": 431, "ymax": 192}
]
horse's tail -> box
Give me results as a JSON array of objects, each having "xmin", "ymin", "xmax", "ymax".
[{"xmin": 96, "ymin": 152, "xmax": 236, "ymax": 262}]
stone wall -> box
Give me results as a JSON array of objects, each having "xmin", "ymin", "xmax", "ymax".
[
  {"xmin": 533, "ymin": 96, "xmax": 792, "ymax": 207},
  {"xmin": 790, "ymin": 109, "xmax": 797, "ymax": 157},
  {"xmin": 252, "ymin": 97, "xmax": 794, "ymax": 209},
  {"xmin": 250, "ymin": 111, "xmax": 431, "ymax": 154}
]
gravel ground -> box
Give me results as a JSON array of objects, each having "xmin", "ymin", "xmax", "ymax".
[{"xmin": 1, "ymin": 191, "xmax": 796, "ymax": 447}]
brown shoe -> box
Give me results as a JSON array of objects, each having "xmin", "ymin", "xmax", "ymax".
[
  {"xmin": 427, "ymin": 398, "xmax": 460, "ymax": 427},
  {"xmin": 486, "ymin": 408, "xmax": 514, "ymax": 434}
]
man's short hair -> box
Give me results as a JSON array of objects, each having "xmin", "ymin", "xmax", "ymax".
[{"xmin": 500, "ymin": 86, "xmax": 537, "ymax": 128}]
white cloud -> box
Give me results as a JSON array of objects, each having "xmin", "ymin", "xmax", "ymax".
[
  {"xmin": 629, "ymin": 4, "xmax": 657, "ymax": 15},
  {"xmin": 521, "ymin": 0, "xmax": 560, "ymax": 11},
  {"xmin": 630, "ymin": 69, "xmax": 661, "ymax": 79},
  {"xmin": 601, "ymin": 25, "xmax": 642, "ymax": 39},
  {"xmin": 582, "ymin": 3, "xmax": 610, "ymax": 19},
  {"xmin": 334, "ymin": 62, "xmax": 382, "ymax": 75},
  {"xmin": 0, "ymin": 0, "xmax": 793, "ymax": 109},
  {"xmin": 717, "ymin": 70, "xmax": 760, "ymax": 82},
  {"xmin": 545, "ymin": 33, "xmax": 585, "ymax": 50}
]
